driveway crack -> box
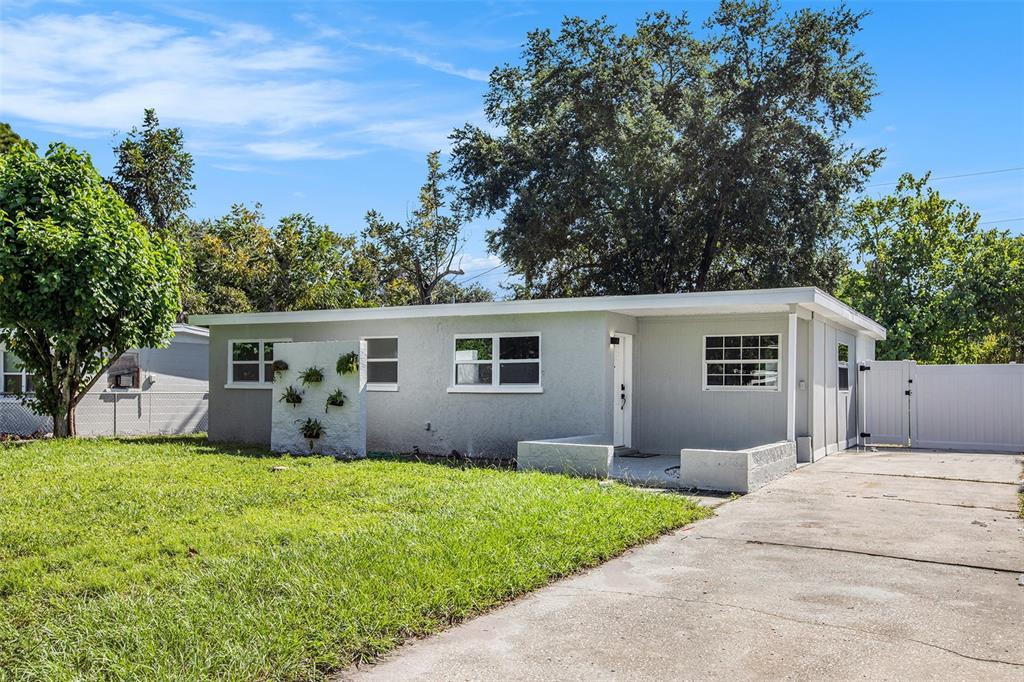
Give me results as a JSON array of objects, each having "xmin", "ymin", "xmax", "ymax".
[
  {"xmin": 844, "ymin": 495, "xmax": 1015, "ymax": 513},
  {"xmin": 694, "ymin": 535, "xmax": 1023, "ymax": 574},
  {"xmin": 560, "ymin": 585, "xmax": 1024, "ymax": 668},
  {"xmin": 828, "ymin": 470, "xmax": 1018, "ymax": 486}
]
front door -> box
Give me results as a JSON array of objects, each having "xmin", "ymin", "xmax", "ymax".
[{"xmin": 611, "ymin": 333, "xmax": 632, "ymax": 447}]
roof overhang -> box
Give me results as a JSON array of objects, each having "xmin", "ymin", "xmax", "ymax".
[{"xmin": 190, "ymin": 287, "xmax": 885, "ymax": 341}]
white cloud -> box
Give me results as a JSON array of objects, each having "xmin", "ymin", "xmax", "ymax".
[
  {"xmin": 350, "ymin": 42, "xmax": 490, "ymax": 82},
  {"xmin": 0, "ymin": 11, "xmax": 483, "ymax": 160}
]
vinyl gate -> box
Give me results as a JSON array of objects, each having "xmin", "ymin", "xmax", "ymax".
[{"xmin": 860, "ymin": 360, "xmax": 1024, "ymax": 452}]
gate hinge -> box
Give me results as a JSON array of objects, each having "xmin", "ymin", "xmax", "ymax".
[
  {"xmin": 860, "ymin": 432, "xmax": 871, "ymax": 438},
  {"xmin": 905, "ymin": 389, "xmax": 912, "ymax": 396},
  {"xmin": 859, "ymin": 364, "xmax": 871, "ymax": 371}
]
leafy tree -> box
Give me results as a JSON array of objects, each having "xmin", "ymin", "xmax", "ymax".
[
  {"xmin": 450, "ymin": 1, "xmax": 882, "ymax": 297},
  {"xmin": 0, "ymin": 123, "xmax": 36, "ymax": 155},
  {"xmin": 110, "ymin": 109, "xmax": 195, "ymax": 235},
  {"xmin": 432, "ymin": 279, "xmax": 495, "ymax": 304},
  {"xmin": 838, "ymin": 173, "xmax": 1024, "ymax": 363},
  {"xmin": 361, "ymin": 151, "xmax": 470, "ymax": 305},
  {"xmin": 0, "ymin": 144, "xmax": 181, "ymax": 436},
  {"xmin": 187, "ymin": 205, "xmax": 367, "ymax": 313}
]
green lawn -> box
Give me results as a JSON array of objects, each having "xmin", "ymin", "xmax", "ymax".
[{"xmin": 0, "ymin": 436, "xmax": 710, "ymax": 681}]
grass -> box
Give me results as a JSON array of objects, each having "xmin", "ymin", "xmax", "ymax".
[{"xmin": 0, "ymin": 436, "xmax": 711, "ymax": 681}]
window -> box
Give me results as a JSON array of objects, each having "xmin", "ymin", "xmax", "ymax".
[
  {"xmin": 228, "ymin": 340, "xmax": 284, "ymax": 387},
  {"xmin": 451, "ymin": 333, "xmax": 541, "ymax": 392},
  {"xmin": 365, "ymin": 337, "xmax": 398, "ymax": 390},
  {"xmin": 107, "ymin": 351, "xmax": 140, "ymax": 389},
  {"xmin": 2, "ymin": 350, "xmax": 32, "ymax": 394},
  {"xmin": 704, "ymin": 334, "xmax": 780, "ymax": 391},
  {"xmin": 838, "ymin": 343, "xmax": 850, "ymax": 391}
]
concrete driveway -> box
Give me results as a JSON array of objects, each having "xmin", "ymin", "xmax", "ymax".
[{"xmin": 341, "ymin": 448, "xmax": 1024, "ymax": 681}]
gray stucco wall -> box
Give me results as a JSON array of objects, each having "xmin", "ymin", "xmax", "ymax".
[
  {"xmin": 633, "ymin": 314, "xmax": 791, "ymax": 453},
  {"xmin": 207, "ymin": 312, "xmax": 610, "ymax": 456}
]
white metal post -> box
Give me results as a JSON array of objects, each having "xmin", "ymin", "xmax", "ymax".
[{"xmin": 786, "ymin": 309, "xmax": 798, "ymax": 441}]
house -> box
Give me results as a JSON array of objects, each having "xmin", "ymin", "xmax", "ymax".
[
  {"xmin": 0, "ymin": 324, "xmax": 210, "ymax": 437},
  {"xmin": 190, "ymin": 287, "xmax": 885, "ymax": 478}
]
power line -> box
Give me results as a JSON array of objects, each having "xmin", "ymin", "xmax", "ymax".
[
  {"xmin": 979, "ymin": 216, "xmax": 1024, "ymax": 225},
  {"xmin": 864, "ymin": 166, "xmax": 1024, "ymax": 189},
  {"xmin": 457, "ymin": 263, "xmax": 503, "ymax": 284}
]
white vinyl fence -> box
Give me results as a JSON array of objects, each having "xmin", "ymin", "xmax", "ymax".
[
  {"xmin": 861, "ymin": 361, "xmax": 1024, "ymax": 452},
  {"xmin": 0, "ymin": 392, "xmax": 208, "ymax": 437}
]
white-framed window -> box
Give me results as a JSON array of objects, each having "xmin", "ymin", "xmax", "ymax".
[
  {"xmin": 838, "ymin": 343, "xmax": 850, "ymax": 392},
  {"xmin": 107, "ymin": 351, "xmax": 140, "ymax": 390},
  {"xmin": 449, "ymin": 333, "xmax": 542, "ymax": 393},
  {"xmin": 365, "ymin": 337, "xmax": 398, "ymax": 391},
  {"xmin": 2, "ymin": 349, "xmax": 32, "ymax": 394},
  {"xmin": 703, "ymin": 334, "xmax": 780, "ymax": 391},
  {"xmin": 227, "ymin": 339, "xmax": 288, "ymax": 388}
]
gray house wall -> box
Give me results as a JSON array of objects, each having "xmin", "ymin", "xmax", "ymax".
[
  {"xmin": 208, "ymin": 312, "xmax": 611, "ymax": 456},
  {"xmin": 633, "ymin": 314, "xmax": 791, "ymax": 453}
]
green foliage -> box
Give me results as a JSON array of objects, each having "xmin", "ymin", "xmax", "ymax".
[
  {"xmin": 837, "ymin": 173, "xmax": 1024, "ymax": 363},
  {"xmin": 0, "ymin": 122, "xmax": 36, "ymax": 155},
  {"xmin": 298, "ymin": 366, "xmax": 324, "ymax": 386},
  {"xmin": 325, "ymin": 389, "xmax": 347, "ymax": 411},
  {"xmin": 279, "ymin": 385, "xmax": 303, "ymax": 406},
  {"xmin": 297, "ymin": 417, "xmax": 325, "ymax": 440},
  {"xmin": 0, "ymin": 436, "xmax": 710, "ymax": 678},
  {"xmin": 336, "ymin": 351, "xmax": 359, "ymax": 375},
  {"xmin": 271, "ymin": 359, "xmax": 289, "ymax": 374},
  {"xmin": 360, "ymin": 151, "xmax": 478, "ymax": 305},
  {"xmin": 450, "ymin": 2, "xmax": 881, "ymax": 297},
  {"xmin": 187, "ymin": 205, "xmax": 370, "ymax": 314},
  {"xmin": 0, "ymin": 144, "xmax": 181, "ymax": 436},
  {"xmin": 109, "ymin": 109, "xmax": 195, "ymax": 235}
]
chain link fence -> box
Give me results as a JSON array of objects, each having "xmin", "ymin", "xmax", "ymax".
[{"xmin": 0, "ymin": 392, "xmax": 208, "ymax": 437}]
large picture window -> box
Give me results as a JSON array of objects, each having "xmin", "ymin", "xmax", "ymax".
[
  {"xmin": 228, "ymin": 339, "xmax": 286, "ymax": 387},
  {"xmin": 703, "ymin": 335, "xmax": 780, "ymax": 391},
  {"xmin": 452, "ymin": 333, "xmax": 541, "ymax": 392},
  {"xmin": 2, "ymin": 350, "xmax": 33, "ymax": 394},
  {"xmin": 365, "ymin": 337, "xmax": 399, "ymax": 389}
]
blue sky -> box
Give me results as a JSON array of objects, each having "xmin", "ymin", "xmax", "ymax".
[{"xmin": 2, "ymin": 1, "xmax": 1022, "ymax": 293}]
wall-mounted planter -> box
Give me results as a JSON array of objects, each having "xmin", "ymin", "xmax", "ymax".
[
  {"xmin": 298, "ymin": 366, "xmax": 325, "ymax": 386},
  {"xmin": 336, "ymin": 351, "xmax": 359, "ymax": 376},
  {"xmin": 325, "ymin": 389, "xmax": 347, "ymax": 412},
  {"xmin": 279, "ymin": 385, "xmax": 303, "ymax": 406},
  {"xmin": 271, "ymin": 359, "xmax": 289, "ymax": 375}
]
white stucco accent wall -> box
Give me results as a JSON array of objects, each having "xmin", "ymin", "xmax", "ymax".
[{"xmin": 270, "ymin": 340, "xmax": 366, "ymax": 457}]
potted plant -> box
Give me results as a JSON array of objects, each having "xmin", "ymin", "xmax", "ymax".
[
  {"xmin": 336, "ymin": 351, "xmax": 358, "ymax": 375},
  {"xmin": 298, "ymin": 365, "xmax": 324, "ymax": 386},
  {"xmin": 271, "ymin": 359, "xmax": 289, "ymax": 374},
  {"xmin": 297, "ymin": 417, "xmax": 325, "ymax": 449},
  {"xmin": 279, "ymin": 385, "xmax": 303, "ymax": 406},
  {"xmin": 325, "ymin": 388, "xmax": 347, "ymax": 412}
]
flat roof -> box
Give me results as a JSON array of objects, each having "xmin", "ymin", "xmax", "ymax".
[{"xmin": 190, "ymin": 286, "xmax": 886, "ymax": 340}]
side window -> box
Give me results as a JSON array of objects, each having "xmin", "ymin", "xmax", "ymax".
[
  {"xmin": 108, "ymin": 351, "xmax": 140, "ymax": 389},
  {"xmin": 229, "ymin": 340, "xmax": 282, "ymax": 385},
  {"xmin": 366, "ymin": 338, "xmax": 398, "ymax": 388},
  {"xmin": 2, "ymin": 350, "xmax": 31, "ymax": 394},
  {"xmin": 453, "ymin": 334, "xmax": 541, "ymax": 390},
  {"xmin": 838, "ymin": 343, "xmax": 850, "ymax": 391}
]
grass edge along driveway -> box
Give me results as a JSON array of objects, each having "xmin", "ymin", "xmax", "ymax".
[{"xmin": 0, "ymin": 436, "xmax": 711, "ymax": 681}]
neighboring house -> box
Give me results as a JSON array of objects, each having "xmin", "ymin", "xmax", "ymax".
[
  {"xmin": 0, "ymin": 324, "xmax": 210, "ymax": 436},
  {"xmin": 190, "ymin": 287, "xmax": 885, "ymax": 463}
]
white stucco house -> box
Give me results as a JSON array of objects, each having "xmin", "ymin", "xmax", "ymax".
[
  {"xmin": 190, "ymin": 287, "xmax": 885, "ymax": 489},
  {"xmin": 0, "ymin": 323, "xmax": 210, "ymax": 437}
]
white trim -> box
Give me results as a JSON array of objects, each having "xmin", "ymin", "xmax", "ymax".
[
  {"xmin": 190, "ymin": 287, "xmax": 885, "ymax": 341},
  {"xmin": 226, "ymin": 338, "xmax": 290, "ymax": 386},
  {"xmin": 451, "ymin": 332, "xmax": 542, "ymax": 392},
  {"xmin": 367, "ymin": 383, "xmax": 399, "ymax": 392},
  {"xmin": 447, "ymin": 385, "xmax": 544, "ymax": 394},
  {"xmin": 701, "ymin": 333, "xmax": 782, "ymax": 392}
]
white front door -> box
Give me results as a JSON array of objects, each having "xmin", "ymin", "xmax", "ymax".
[{"xmin": 611, "ymin": 333, "xmax": 632, "ymax": 447}]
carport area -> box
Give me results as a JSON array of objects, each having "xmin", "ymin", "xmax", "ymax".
[{"xmin": 343, "ymin": 448, "xmax": 1024, "ymax": 681}]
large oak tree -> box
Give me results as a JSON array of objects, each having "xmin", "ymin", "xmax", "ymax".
[{"xmin": 450, "ymin": 1, "xmax": 883, "ymax": 297}]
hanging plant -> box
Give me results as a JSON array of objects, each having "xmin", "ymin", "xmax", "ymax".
[
  {"xmin": 336, "ymin": 351, "xmax": 359, "ymax": 375},
  {"xmin": 298, "ymin": 366, "xmax": 324, "ymax": 386},
  {"xmin": 298, "ymin": 417, "xmax": 325, "ymax": 440},
  {"xmin": 271, "ymin": 359, "xmax": 289, "ymax": 373},
  {"xmin": 325, "ymin": 388, "xmax": 347, "ymax": 412},
  {"xmin": 279, "ymin": 385, "xmax": 303, "ymax": 406}
]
